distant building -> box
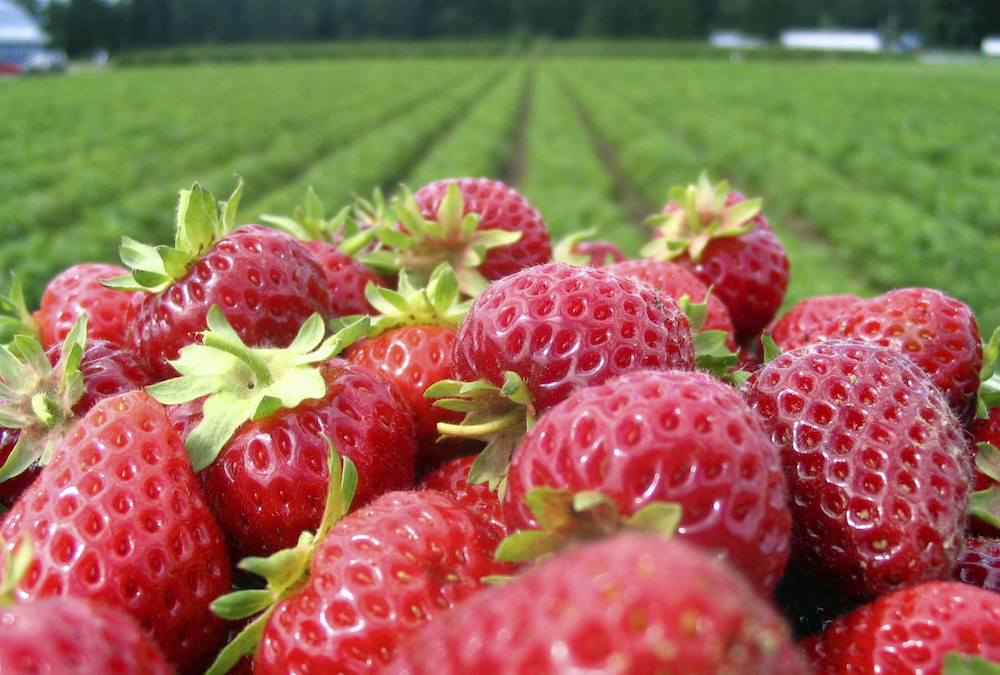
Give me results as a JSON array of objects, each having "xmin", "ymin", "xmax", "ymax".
[
  {"xmin": 984, "ymin": 36, "xmax": 1000, "ymax": 56},
  {"xmin": 0, "ymin": 0, "xmax": 51, "ymax": 73},
  {"xmin": 709, "ymin": 31, "xmax": 767, "ymax": 50},
  {"xmin": 779, "ymin": 29, "xmax": 883, "ymax": 53}
]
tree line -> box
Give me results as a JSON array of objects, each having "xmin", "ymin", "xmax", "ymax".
[{"xmin": 15, "ymin": 0, "xmax": 1000, "ymax": 58}]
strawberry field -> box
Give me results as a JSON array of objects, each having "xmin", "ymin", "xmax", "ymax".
[{"xmin": 3, "ymin": 54, "xmax": 1000, "ymax": 330}]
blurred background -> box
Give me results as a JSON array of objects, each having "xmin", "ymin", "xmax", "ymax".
[{"xmin": 6, "ymin": 0, "xmax": 1000, "ymax": 61}]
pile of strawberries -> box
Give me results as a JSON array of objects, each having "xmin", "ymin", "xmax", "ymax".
[{"xmin": 1, "ymin": 171, "xmax": 1000, "ymax": 674}]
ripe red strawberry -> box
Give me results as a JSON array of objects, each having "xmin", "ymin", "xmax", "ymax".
[
  {"xmin": 0, "ymin": 595, "xmax": 174, "ymax": 674},
  {"xmin": 417, "ymin": 453, "xmax": 508, "ymax": 541},
  {"xmin": 261, "ymin": 186, "xmax": 382, "ymax": 316},
  {"xmin": 149, "ymin": 310, "xmax": 417, "ymax": 561},
  {"xmin": 31, "ymin": 262, "xmax": 138, "ymax": 350},
  {"xmin": 383, "ymin": 533, "xmax": 813, "ymax": 674},
  {"xmin": 741, "ymin": 339, "xmax": 971, "ymax": 601},
  {"xmin": 0, "ymin": 390, "xmax": 233, "ymax": 674},
  {"xmin": 107, "ymin": 180, "xmax": 334, "ymax": 380},
  {"xmin": 0, "ymin": 319, "xmax": 152, "ymax": 508},
  {"xmin": 820, "ymin": 286, "xmax": 982, "ymax": 425},
  {"xmin": 252, "ymin": 489, "xmax": 514, "ymax": 674},
  {"xmin": 767, "ymin": 293, "xmax": 862, "ymax": 351},
  {"xmin": 606, "ymin": 257, "xmax": 738, "ymax": 350},
  {"xmin": 452, "ymin": 261, "xmax": 695, "ymax": 415},
  {"xmin": 303, "ymin": 239, "xmax": 379, "ymax": 315},
  {"xmin": 953, "ymin": 534, "xmax": 1000, "ymax": 593},
  {"xmin": 342, "ymin": 265, "xmax": 479, "ymax": 476},
  {"xmin": 502, "ymin": 369, "xmax": 792, "ymax": 595},
  {"xmin": 379, "ymin": 177, "xmax": 552, "ymax": 296},
  {"xmin": 801, "ymin": 580, "xmax": 1000, "ymax": 673},
  {"xmin": 643, "ymin": 172, "xmax": 789, "ymax": 345}
]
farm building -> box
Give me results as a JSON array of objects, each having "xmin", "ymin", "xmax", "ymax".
[
  {"xmin": 779, "ymin": 29, "xmax": 882, "ymax": 52},
  {"xmin": 0, "ymin": 0, "xmax": 53, "ymax": 73}
]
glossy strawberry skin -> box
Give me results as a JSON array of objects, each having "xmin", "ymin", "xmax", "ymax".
[
  {"xmin": 663, "ymin": 191, "xmax": 789, "ymax": 345},
  {"xmin": 767, "ymin": 294, "xmax": 862, "ymax": 352},
  {"xmin": 254, "ymin": 490, "xmax": 513, "ymax": 675},
  {"xmin": 413, "ymin": 178, "xmax": 552, "ymax": 281},
  {"xmin": 969, "ymin": 408, "xmax": 1000, "ymax": 536},
  {"xmin": 741, "ymin": 339, "xmax": 971, "ymax": 601},
  {"xmin": 821, "ymin": 287, "xmax": 982, "ymax": 426},
  {"xmin": 345, "ymin": 324, "xmax": 477, "ymax": 477},
  {"xmin": 953, "ymin": 535, "xmax": 1000, "ymax": 593},
  {"xmin": 0, "ymin": 596, "xmax": 175, "ymax": 675},
  {"xmin": 453, "ymin": 261, "xmax": 695, "ymax": 414},
  {"xmin": 801, "ymin": 581, "xmax": 1000, "ymax": 673},
  {"xmin": 0, "ymin": 390, "xmax": 232, "ymax": 674},
  {"xmin": 128, "ymin": 223, "xmax": 334, "ymax": 380},
  {"xmin": 176, "ymin": 359, "xmax": 418, "ymax": 561},
  {"xmin": 503, "ymin": 369, "xmax": 792, "ymax": 595},
  {"xmin": 33, "ymin": 262, "xmax": 137, "ymax": 351},
  {"xmin": 607, "ymin": 257, "xmax": 737, "ymax": 350},
  {"xmin": 383, "ymin": 533, "xmax": 813, "ymax": 675},
  {"xmin": 417, "ymin": 453, "xmax": 507, "ymax": 542},
  {"xmin": 303, "ymin": 240, "xmax": 378, "ymax": 316}
]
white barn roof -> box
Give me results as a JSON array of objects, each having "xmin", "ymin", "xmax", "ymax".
[
  {"xmin": 0, "ymin": 0, "xmax": 48, "ymax": 44},
  {"xmin": 780, "ymin": 29, "xmax": 882, "ymax": 52}
]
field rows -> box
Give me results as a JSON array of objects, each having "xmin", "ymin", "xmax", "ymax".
[{"xmin": 2, "ymin": 56, "xmax": 1000, "ymax": 330}]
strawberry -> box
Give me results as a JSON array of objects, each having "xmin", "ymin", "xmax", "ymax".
[
  {"xmin": 741, "ymin": 339, "xmax": 971, "ymax": 601},
  {"xmin": 207, "ymin": 451, "xmax": 512, "ymax": 675},
  {"xmin": 767, "ymin": 293, "xmax": 863, "ymax": 351},
  {"xmin": 502, "ymin": 369, "xmax": 792, "ymax": 595},
  {"xmin": 261, "ymin": 186, "xmax": 383, "ymax": 316},
  {"xmin": 801, "ymin": 580, "xmax": 1000, "ymax": 673},
  {"xmin": 383, "ymin": 533, "xmax": 813, "ymax": 674},
  {"xmin": 0, "ymin": 317, "xmax": 152, "ymax": 508},
  {"xmin": 106, "ymin": 179, "xmax": 334, "ymax": 380},
  {"xmin": 0, "ymin": 595, "xmax": 175, "ymax": 674},
  {"xmin": 341, "ymin": 264, "xmax": 479, "ymax": 476},
  {"xmin": 452, "ymin": 261, "xmax": 695, "ymax": 415},
  {"xmin": 642, "ymin": 172, "xmax": 790, "ymax": 345},
  {"xmin": 953, "ymin": 534, "xmax": 1000, "ymax": 593},
  {"xmin": 416, "ymin": 453, "xmax": 508, "ymax": 542},
  {"xmin": 253, "ymin": 489, "xmax": 511, "ymax": 674},
  {"xmin": 374, "ymin": 178, "xmax": 552, "ymax": 296},
  {"xmin": 148, "ymin": 308, "xmax": 417, "ymax": 561},
  {"xmin": 606, "ymin": 257, "xmax": 738, "ymax": 350},
  {"xmin": 820, "ymin": 286, "xmax": 983, "ymax": 425},
  {"xmin": 0, "ymin": 389, "xmax": 232, "ymax": 674}
]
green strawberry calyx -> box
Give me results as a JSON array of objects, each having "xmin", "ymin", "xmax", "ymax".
[
  {"xmin": 331, "ymin": 263, "xmax": 473, "ymax": 339},
  {"xmin": 0, "ymin": 315, "xmax": 89, "ymax": 483},
  {"xmin": 0, "ymin": 276, "xmax": 42, "ymax": 346},
  {"xmin": 103, "ymin": 178, "xmax": 244, "ymax": 294},
  {"xmin": 495, "ymin": 488, "xmax": 682, "ymax": 565},
  {"xmin": 427, "ymin": 371, "xmax": 534, "ymax": 496},
  {"xmin": 0, "ymin": 535, "xmax": 33, "ymax": 606},
  {"xmin": 146, "ymin": 306, "xmax": 369, "ymax": 472},
  {"xmin": 969, "ymin": 441, "xmax": 1000, "ymax": 531},
  {"xmin": 367, "ymin": 182, "xmax": 522, "ymax": 297},
  {"xmin": 641, "ymin": 171, "xmax": 762, "ymax": 262},
  {"xmin": 260, "ymin": 185, "xmax": 381, "ymax": 258},
  {"xmin": 976, "ymin": 326, "xmax": 1000, "ymax": 418},
  {"xmin": 205, "ymin": 444, "xmax": 357, "ymax": 675},
  {"xmin": 942, "ymin": 652, "xmax": 1000, "ymax": 674}
]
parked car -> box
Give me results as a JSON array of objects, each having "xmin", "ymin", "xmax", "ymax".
[{"xmin": 22, "ymin": 48, "xmax": 66, "ymax": 73}]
